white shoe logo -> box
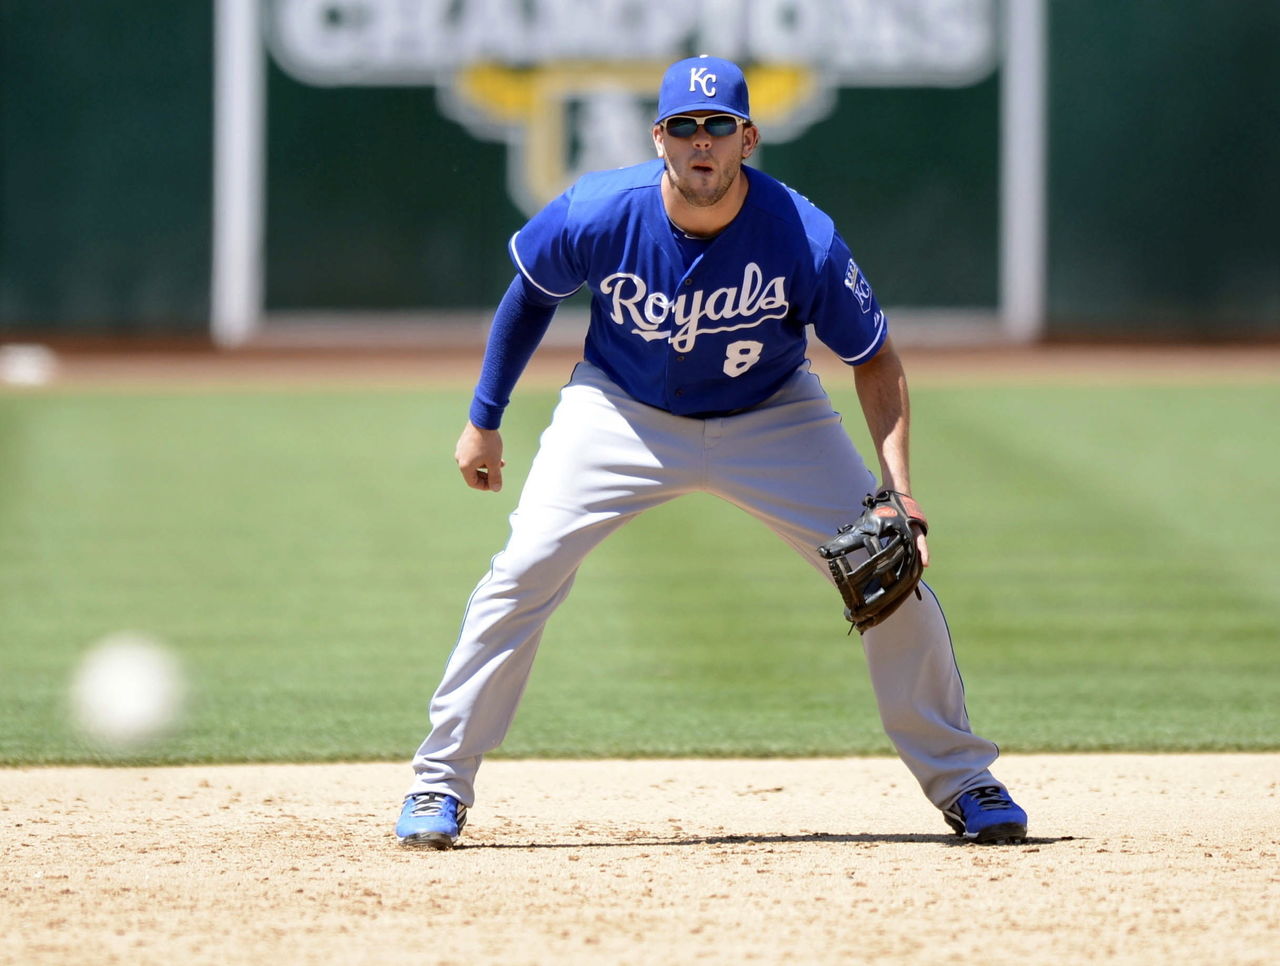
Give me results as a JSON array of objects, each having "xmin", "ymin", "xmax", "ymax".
[{"xmin": 689, "ymin": 67, "xmax": 717, "ymax": 97}]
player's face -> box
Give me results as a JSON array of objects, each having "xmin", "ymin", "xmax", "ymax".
[{"xmin": 654, "ymin": 112, "xmax": 759, "ymax": 209}]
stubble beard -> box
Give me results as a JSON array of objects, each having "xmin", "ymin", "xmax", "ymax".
[{"xmin": 665, "ymin": 155, "xmax": 742, "ymax": 209}]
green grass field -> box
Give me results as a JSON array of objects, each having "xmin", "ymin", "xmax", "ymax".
[{"xmin": 2, "ymin": 378, "xmax": 1278, "ymax": 765}]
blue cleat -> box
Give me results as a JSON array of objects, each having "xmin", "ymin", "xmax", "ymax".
[
  {"xmin": 396, "ymin": 792, "xmax": 468, "ymax": 849},
  {"xmin": 942, "ymin": 785, "xmax": 1028, "ymax": 844}
]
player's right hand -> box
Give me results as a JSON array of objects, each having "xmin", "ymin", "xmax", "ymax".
[{"xmin": 455, "ymin": 422, "xmax": 506, "ymax": 492}]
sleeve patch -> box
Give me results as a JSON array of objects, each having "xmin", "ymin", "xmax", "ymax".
[{"xmin": 844, "ymin": 259, "xmax": 872, "ymax": 311}]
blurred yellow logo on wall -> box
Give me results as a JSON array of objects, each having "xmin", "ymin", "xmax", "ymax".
[{"xmin": 266, "ymin": 0, "xmax": 997, "ymax": 214}]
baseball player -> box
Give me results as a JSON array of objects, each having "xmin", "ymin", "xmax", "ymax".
[{"xmin": 396, "ymin": 56, "xmax": 1027, "ymax": 848}]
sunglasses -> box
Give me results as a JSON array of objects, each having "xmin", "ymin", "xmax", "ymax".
[{"xmin": 662, "ymin": 114, "xmax": 742, "ymax": 138}]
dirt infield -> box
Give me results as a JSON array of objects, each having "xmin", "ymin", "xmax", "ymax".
[{"xmin": 4, "ymin": 755, "xmax": 1277, "ymax": 965}]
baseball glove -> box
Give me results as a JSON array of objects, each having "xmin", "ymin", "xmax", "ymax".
[{"xmin": 817, "ymin": 489, "xmax": 928, "ymax": 633}]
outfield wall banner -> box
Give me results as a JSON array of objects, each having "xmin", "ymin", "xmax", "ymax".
[
  {"xmin": 266, "ymin": 0, "xmax": 999, "ymax": 216},
  {"xmin": 1, "ymin": 1, "xmax": 1275, "ymax": 338},
  {"xmin": 260, "ymin": 0, "xmax": 1003, "ymax": 314}
]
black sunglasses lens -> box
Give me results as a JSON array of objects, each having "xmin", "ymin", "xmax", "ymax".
[
  {"xmin": 664, "ymin": 115, "xmax": 740, "ymax": 138},
  {"xmin": 703, "ymin": 115, "xmax": 739, "ymax": 136}
]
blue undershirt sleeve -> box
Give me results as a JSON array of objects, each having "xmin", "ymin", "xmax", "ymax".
[{"xmin": 468, "ymin": 274, "xmax": 564, "ymax": 430}]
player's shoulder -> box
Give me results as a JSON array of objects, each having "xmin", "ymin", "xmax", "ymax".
[{"xmin": 742, "ymin": 167, "xmax": 837, "ymax": 251}]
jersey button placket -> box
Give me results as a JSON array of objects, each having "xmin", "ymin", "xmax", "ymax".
[{"xmin": 668, "ymin": 273, "xmax": 694, "ymax": 408}]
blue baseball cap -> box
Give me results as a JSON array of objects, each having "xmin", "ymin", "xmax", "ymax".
[{"xmin": 655, "ymin": 55, "xmax": 751, "ymax": 123}]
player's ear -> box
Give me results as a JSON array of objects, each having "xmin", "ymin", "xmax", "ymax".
[
  {"xmin": 652, "ymin": 125, "xmax": 665, "ymax": 158},
  {"xmin": 741, "ymin": 122, "xmax": 760, "ymax": 160}
]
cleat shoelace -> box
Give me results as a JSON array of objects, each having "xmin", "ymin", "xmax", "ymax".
[
  {"xmin": 966, "ymin": 786, "xmax": 1014, "ymax": 811},
  {"xmin": 408, "ymin": 793, "xmax": 451, "ymax": 817}
]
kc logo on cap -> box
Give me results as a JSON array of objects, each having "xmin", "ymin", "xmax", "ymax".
[
  {"xmin": 655, "ymin": 55, "xmax": 751, "ymax": 123},
  {"xmin": 688, "ymin": 66, "xmax": 717, "ymax": 97}
]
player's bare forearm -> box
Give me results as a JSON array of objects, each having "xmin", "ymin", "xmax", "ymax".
[
  {"xmin": 455, "ymin": 421, "xmax": 506, "ymax": 492},
  {"xmin": 854, "ymin": 338, "xmax": 912, "ymax": 492},
  {"xmin": 854, "ymin": 338, "xmax": 929, "ymax": 565}
]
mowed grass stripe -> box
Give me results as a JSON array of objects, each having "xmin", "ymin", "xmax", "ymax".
[{"xmin": 1, "ymin": 382, "xmax": 1276, "ymax": 764}]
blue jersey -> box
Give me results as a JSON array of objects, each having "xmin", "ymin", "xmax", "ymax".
[{"xmin": 509, "ymin": 159, "xmax": 887, "ymax": 417}]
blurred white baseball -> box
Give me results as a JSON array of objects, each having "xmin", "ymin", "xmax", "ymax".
[
  {"xmin": 71, "ymin": 632, "xmax": 187, "ymax": 748},
  {"xmin": 0, "ymin": 343, "xmax": 59, "ymax": 386}
]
